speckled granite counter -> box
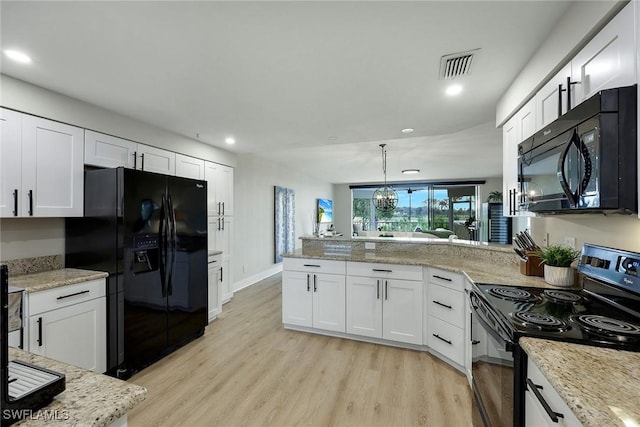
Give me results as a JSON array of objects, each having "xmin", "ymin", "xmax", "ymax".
[
  {"xmin": 283, "ymin": 248, "xmax": 555, "ymax": 288},
  {"xmin": 9, "ymin": 269, "xmax": 109, "ymax": 293},
  {"xmin": 9, "ymin": 347, "xmax": 147, "ymax": 426},
  {"xmin": 520, "ymin": 338, "xmax": 640, "ymax": 427}
]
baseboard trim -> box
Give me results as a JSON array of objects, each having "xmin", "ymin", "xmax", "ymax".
[{"xmin": 233, "ymin": 264, "xmax": 283, "ymax": 292}]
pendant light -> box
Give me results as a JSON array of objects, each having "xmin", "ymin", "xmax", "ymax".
[{"xmin": 372, "ymin": 144, "xmax": 398, "ymax": 212}]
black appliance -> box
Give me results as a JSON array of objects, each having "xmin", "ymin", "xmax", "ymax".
[
  {"xmin": 469, "ymin": 243, "xmax": 640, "ymax": 426},
  {"xmin": 2, "ymin": 264, "xmax": 66, "ymax": 426},
  {"xmin": 65, "ymin": 167, "xmax": 208, "ymax": 378},
  {"xmin": 481, "ymin": 202, "xmax": 512, "ymax": 244},
  {"xmin": 513, "ymin": 85, "xmax": 636, "ymax": 214}
]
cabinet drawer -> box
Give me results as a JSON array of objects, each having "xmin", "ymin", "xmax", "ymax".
[
  {"xmin": 283, "ymin": 258, "xmax": 346, "ymax": 275},
  {"xmin": 428, "ymin": 316, "xmax": 464, "ymax": 366},
  {"xmin": 526, "ymin": 359, "xmax": 582, "ymax": 427},
  {"xmin": 427, "ymin": 267, "xmax": 464, "ymax": 291},
  {"xmin": 428, "ymin": 283, "xmax": 465, "ymax": 328},
  {"xmin": 347, "ymin": 262, "xmax": 422, "ymax": 281},
  {"xmin": 28, "ymin": 279, "xmax": 106, "ymax": 315}
]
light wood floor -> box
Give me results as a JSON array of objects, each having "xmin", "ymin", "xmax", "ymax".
[{"xmin": 128, "ymin": 273, "xmax": 473, "ymax": 426}]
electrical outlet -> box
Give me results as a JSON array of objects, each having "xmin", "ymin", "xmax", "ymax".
[
  {"xmin": 564, "ymin": 237, "xmax": 576, "ymax": 249},
  {"xmin": 365, "ymin": 242, "xmax": 376, "ymax": 250}
]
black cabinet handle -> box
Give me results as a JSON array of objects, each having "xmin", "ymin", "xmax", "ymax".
[
  {"xmin": 433, "ymin": 300, "xmax": 453, "ymax": 310},
  {"xmin": 313, "ymin": 274, "xmax": 317, "ymax": 292},
  {"xmin": 56, "ymin": 289, "xmax": 90, "ymax": 300},
  {"xmin": 557, "ymin": 83, "xmax": 565, "ymax": 117},
  {"xmin": 373, "ymin": 269, "xmax": 392, "ymax": 273},
  {"xmin": 566, "ymin": 76, "xmax": 580, "ymax": 111},
  {"xmin": 526, "ymin": 378, "xmax": 564, "ymax": 423},
  {"xmin": 28, "ymin": 189, "xmax": 33, "ymax": 216},
  {"xmin": 222, "ymin": 202, "xmax": 225, "ymax": 216},
  {"xmin": 385, "ymin": 280, "xmax": 388, "ymax": 300},
  {"xmin": 472, "ymin": 340, "xmax": 480, "ymax": 345},
  {"xmin": 141, "ymin": 153, "xmax": 145, "ymax": 170},
  {"xmin": 217, "ymin": 202, "xmax": 222, "ymax": 216},
  {"xmin": 133, "ymin": 151, "xmax": 137, "ymax": 169},
  {"xmin": 432, "ymin": 334, "xmax": 452, "ymax": 345},
  {"xmin": 37, "ymin": 317, "xmax": 43, "ymax": 347},
  {"xmin": 12, "ymin": 189, "xmax": 18, "ymax": 216},
  {"xmin": 221, "ymin": 219, "xmax": 225, "ymax": 231},
  {"xmin": 220, "ymin": 266, "xmax": 223, "ymax": 283},
  {"xmin": 303, "ymin": 264, "xmax": 321, "ymax": 268},
  {"xmin": 306, "ymin": 274, "xmax": 310, "ymax": 292},
  {"xmin": 433, "ymin": 275, "xmax": 451, "ymax": 282},
  {"xmin": 376, "ymin": 280, "xmax": 380, "ymax": 300}
]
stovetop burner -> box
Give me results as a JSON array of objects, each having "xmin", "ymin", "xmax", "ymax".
[
  {"xmin": 572, "ymin": 314, "xmax": 640, "ymax": 340},
  {"xmin": 542, "ymin": 290, "xmax": 584, "ymax": 305},
  {"xmin": 510, "ymin": 311, "xmax": 569, "ymax": 332},
  {"xmin": 489, "ymin": 287, "xmax": 539, "ymax": 302}
]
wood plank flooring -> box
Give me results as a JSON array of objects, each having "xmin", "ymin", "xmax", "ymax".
[{"xmin": 128, "ymin": 273, "xmax": 473, "ymax": 426}]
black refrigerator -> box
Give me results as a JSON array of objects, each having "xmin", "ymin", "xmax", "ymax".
[{"xmin": 66, "ymin": 167, "xmax": 208, "ymax": 378}]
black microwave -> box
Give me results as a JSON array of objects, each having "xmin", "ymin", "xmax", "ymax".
[{"xmin": 514, "ymin": 85, "xmax": 637, "ymax": 214}]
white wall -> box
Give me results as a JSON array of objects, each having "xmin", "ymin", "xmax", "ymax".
[
  {"xmin": 0, "ymin": 218, "xmax": 65, "ymax": 261},
  {"xmin": 233, "ymin": 153, "xmax": 333, "ymax": 287},
  {"xmin": 496, "ymin": 1, "xmax": 625, "ymax": 125},
  {"xmin": 0, "ymin": 74, "xmax": 236, "ymax": 167},
  {"xmin": 529, "ymin": 215, "xmax": 640, "ymax": 253}
]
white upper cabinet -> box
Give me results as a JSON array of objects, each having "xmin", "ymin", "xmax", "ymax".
[
  {"xmin": 205, "ymin": 161, "xmax": 234, "ymax": 216},
  {"xmin": 0, "ymin": 108, "xmax": 23, "ymax": 217},
  {"xmin": 84, "ymin": 130, "xmax": 137, "ymax": 169},
  {"xmin": 137, "ymin": 144, "xmax": 176, "ymax": 175},
  {"xmin": 1, "ymin": 109, "xmax": 84, "ymax": 217},
  {"xmin": 570, "ymin": 2, "xmax": 636, "ymax": 106},
  {"xmin": 502, "ymin": 98, "xmax": 535, "ymax": 217},
  {"xmin": 175, "ymin": 153, "xmax": 205, "ymax": 180},
  {"xmin": 536, "ymin": 64, "xmax": 572, "ymax": 129}
]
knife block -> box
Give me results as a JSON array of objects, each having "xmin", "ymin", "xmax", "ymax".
[{"xmin": 520, "ymin": 255, "xmax": 544, "ymax": 277}]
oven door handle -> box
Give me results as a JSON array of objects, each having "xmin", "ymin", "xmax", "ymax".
[
  {"xmin": 469, "ymin": 291, "xmax": 514, "ymax": 347},
  {"xmin": 526, "ymin": 378, "xmax": 564, "ymax": 423}
]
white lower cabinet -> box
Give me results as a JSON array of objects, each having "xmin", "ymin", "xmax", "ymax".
[
  {"xmin": 425, "ymin": 267, "xmax": 466, "ymax": 367},
  {"xmin": 526, "ymin": 357, "xmax": 582, "ymax": 427},
  {"xmin": 346, "ymin": 262, "xmax": 423, "ymax": 345},
  {"xmin": 282, "ymin": 259, "xmax": 346, "ymax": 333},
  {"xmin": 208, "ymin": 254, "xmax": 222, "ymax": 322},
  {"xmin": 26, "ymin": 279, "xmax": 107, "ymax": 373}
]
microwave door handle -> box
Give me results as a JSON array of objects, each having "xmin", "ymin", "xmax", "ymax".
[
  {"xmin": 557, "ymin": 130, "xmax": 580, "ymax": 207},
  {"xmin": 577, "ymin": 137, "xmax": 593, "ymax": 201}
]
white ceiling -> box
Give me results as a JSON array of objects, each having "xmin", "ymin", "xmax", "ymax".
[{"xmin": 0, "ymin": 1, "xmax": 572, "ymax": 184}]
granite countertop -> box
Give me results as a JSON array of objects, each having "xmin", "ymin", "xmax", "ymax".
[
  {"xmin": 300, "ymin": 235, "xmax": 515, "ymax": 252},
  {"xmin": 9, "ymin": 268, "xmax": 109, "ymax": 293},
  {"xmin": 520, "ymin": 338, "xmax": 640, "ymax": 427},
  {"xmin": 283, "ymin": 249, "xmax": 552, "ymax": 288},
  {"xmin": 9, "ymin": 347, "xmax": 147, "ymax": 426}
]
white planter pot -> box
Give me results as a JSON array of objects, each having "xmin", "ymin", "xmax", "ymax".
[{"xmin": 543, "ymin": 265, "xmax": 575, "ymax": 287}]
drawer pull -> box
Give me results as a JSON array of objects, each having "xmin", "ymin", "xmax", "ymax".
[
  {"xmin": 208, "ymin": 260, "xmax": 218, "ymax": 264},
  {"xmin": 526, "ymin": 378, "xmax": 564, "ymax": 423},
  {"xmin": 303, "ymin": 264, "xmax": 321, "ymax": 268},
  {"xmin": 433, "ymin": 275, "xmax": 452, "ymax": 282},
  {"xmin": 432, "ymin": 334, "xmax": 452, "ymax": 345},
  {"xmin": 56, "ymin": 289, "xmax": 90, "ymax": 300},
  {"xmin": 433, "ymin": 300, "xmax": 453, "ymax": 310},
  {"xmin": 372, "ymin": 269, "xmax": 392, "ymax": 273},
  {"xmin": 376, "ymin": 280, "xmax": 380, "ymax": 300},
  {"xmin": 37, "ymin": 317, "xmax": 43, "ymax": 347},
  {"xmin": 307, "ymin": 274, "xmax": 310, "ymax": 292}
]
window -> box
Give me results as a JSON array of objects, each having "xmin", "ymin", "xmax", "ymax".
[{"xmin": 351, "ymin": 183, "xmax": 479, "ymax": 239}]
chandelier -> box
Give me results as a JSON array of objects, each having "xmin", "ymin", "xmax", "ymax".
[{"xmin": 372, "ymin": 144, "xmax": 398, "ymax": 212}]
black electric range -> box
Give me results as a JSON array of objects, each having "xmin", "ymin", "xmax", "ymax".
[{"xmin": 469, "ymin": 243, "xmax": 640, "ymax": 427}]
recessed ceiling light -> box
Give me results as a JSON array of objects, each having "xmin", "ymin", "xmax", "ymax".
[
  {"xmin": 225, "ymin": 137, "xmax": 235, "ymax": 145},
  {"xmin": 402, "ymin": 169, "xmax": 420, "ymax": 174},
  {"xmin": 4, "ymin": 49, "xmax": 32, "ymax": 64},
  {"xmin": 401, "ymin": 128, "xmax": 414, "ymax": 134},
  {"xmin": 446, "ymin": 84, "xmax": 463, "ymax": 96}
]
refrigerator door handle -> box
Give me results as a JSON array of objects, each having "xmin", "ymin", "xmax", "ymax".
[
  {"xmin": 159, "ymin": 195, "xmax": 168, "ymax": 297},
  {"xmin": 167, "ymin": 194, "xmax": 177, "ymax": 296}
]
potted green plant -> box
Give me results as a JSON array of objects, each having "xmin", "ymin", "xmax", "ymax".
[
  {"xmin": 487, "ymin": 191, "xmax": 503, "ymax": 202},
  {"xmin": 535, "ymin": 244, "xmax": 580, "ymax": 287}
]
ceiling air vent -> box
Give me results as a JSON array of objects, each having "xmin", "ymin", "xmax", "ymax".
[{"xmin": 439, "ymin": 49, "xmax": 479, "ymax": 79}]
